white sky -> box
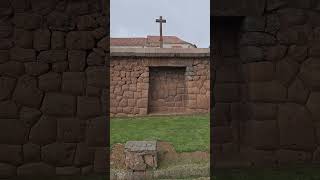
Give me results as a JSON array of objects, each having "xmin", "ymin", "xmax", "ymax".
[{"xmin": 110, "ymin": 0, "xmax": 210, "ymax": 48}]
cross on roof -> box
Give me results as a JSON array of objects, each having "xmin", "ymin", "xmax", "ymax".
[{"xmin": 156, "ymin": 16, "xmax": 166, "ymax": 48}]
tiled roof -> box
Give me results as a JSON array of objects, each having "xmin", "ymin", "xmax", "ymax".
[{"xmin": 110, "ymin": 36, "xmax": 193, "ymax": 47}]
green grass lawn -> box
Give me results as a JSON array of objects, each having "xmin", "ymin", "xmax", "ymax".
[{"xmin": 110, "ymin": 114, "xmax": 210, "ymax": 152}]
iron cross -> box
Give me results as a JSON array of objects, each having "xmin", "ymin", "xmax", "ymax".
[{"xmin": 156, "ymin": 16, "xmax": 166, "ymax": 48}]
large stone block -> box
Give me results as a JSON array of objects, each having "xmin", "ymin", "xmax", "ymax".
[
  {"xmin": 20, "ymin": 107, "xmax": 41, "ymax": 128},
  {"xmin": 288, "ymin": 78, "xmax": 310, "ymax": 104},
  {"xmin": 276, "ymin": 59, "xmax": 300, "ymax": 86},
  {"xmin": 23, "ymin": 143, "xmax": 41, "ymax": 163},
  {"xmin": 77, "ymin": 15, "xmax": 98, "ymax": 30},
  {"xmin": 0, "ymin": 163, "xmax": 16, "ymax": 178},
  {"xmin": 38, "ymin": 72, "xmax": 61, "ymax": 92},
  {"xmin": 13, "ymin": 29, "xmax": 33, "ymax": 48},
  {"xmin": 68, "ymin": 50, "xmax": 87, "ymax": 72},
  {"xmin": 47, "ymin": 11, "xmax": 74, "ymax": 31},
  {"xmin": 77, "ymin": 96, "xmax": 102, "ymax": 119},
  {"xmin": 278, "ymin": 103, "xmax": 316, "ymax": 151},
  {"xmin": 52, "ymin": 61, "xmax": 68, "ymax": 73},
  {"xmin": 242, "ymin": 16, "xmax": 266, "ymax": 31},
  {"xmin": 212, "ymin": 127, "xmax": 233, "ymax": 144},
  {"xmin": 242, "ymin": 62, "xmax": 274, "ymax": 82},
  {"xmin": 33, "ymin": 29, "xmax": 51, "ymax": 51},
  {"xmin": 287, "ymin": 45, "xmax": 308, "ymax": 63},
  {"xmin": 244, "ymin": 120, "xmax": 278, "ymax": 150},
  {"xmin": 87, "ymin": 52, "xmax": 105, "ymax": 66},
  {"xmin": 56, "ymin": 167, "xmax": 81, "ymax": 175},
  {"xmin": 214, "ymin": 83, "xmax": 240, "ymax": 102},
  {"xmin": 12, "ymin": 75, "xmax": 43, "ymax": 108},
  {"xmin": 248, "ymin": 81, "xmax": 287, "ymax": 102},
  {"xmin": 0, "ymin": 61, "xmax": 25, "ymax": 77},
  {"xmin": 41, "ymin": 93, "xmax": 76, "ymax": 116},
  {"xmin": 306, "ymin": 93, "xmax": 320, "ymax": 122},
  {"xmin": 0, "ymin": 21, "xmax": 12, "ymax": 39},
  {"xmin": 0, "ymin": 145, "xmax": 22, "ymax": 165},
  {"xmin": 264, "ymin": 45, "xmax": 287, "ymax": 61},
  {"xmin": 29, "ymin": 116, "xmax": 57, "ymax": 146},
  {"xmin": 38, "ymin": 50, "xmax": 67, "ymax": 63},
  {"xmin": 239, "ymin": 46, "xmax": 264, "ymax": 63},
  {"xmin": 17, "ymin": 163, "xmax": 55, "ymax": 176},
  {"xmin": 299, "ymin": 58, "xmax": 320, "ymax": 90},
  {"xmin": 248, "ymin": 103, "xmax": 277, "ymax": 120},
  {"xmin": 0, "ymin": 76, "xmax": 16, "ymax": 100},
  {"xmin": 240, "ymin": 32, "xmax": 276, "ymax": 46},
  {"xmin": 276, "ymin": 150, "xmax": 312, "ymax": 165},
  {"xmin": 57, "ymin": 117, "xmax": 82, "ymax": 143},
  {"xmin": 24, "ymin": 62, "xmax": 50, "ymax": 76},
  {"xmin": 86, "ymin": 116, "xmax": 108, "ymax": 146},
  {"xmin": 10, "ymin": 47, "xmax": 36, "ymax": 62},
  {"xmin": 0, "ymin": 50, "xmax": 8, "ymax": 63},
  {"xmin": 13, "ymin": 13, "xmax": 41, "ymax": 30},
  {"xmin": 62, "ymin": 72, "xmax": 85, "ymax": 95},
  {"xmin": 212, "ymin": 103, "xmax": 230, "ymax": 126},
  {"xmin": 41, "ymin": 143, "xmax": 76, "ymax": 166},
  {"xmin": 86, "ymin": 66, "xmax": 106, "ymax": 88},
  {"xmin": 30, "ymin": 0, "xmax": 56, "ymax": 15},
  {"xmin": 93, "ymin": 148, "xmax": 108, "ymax": 173},
  {"xmin": 74, "ymin": 143, "xmax": 95, "ymax": 166},
  {"xmin": 0, "ymin": 119, "xmax": 28, "ymax": 144},
  {"xmin": 66, "ymin": 31, "xmax": 95, "ymax": 50},
  {"xmin": 215, "ymin": 64, "xmax": 242, "ymax": 83},
  {"xmin": 278, "ymin": 8, "xmax": 307, "ymax": 27},
  {"xmin": 0, "ymin": 101, "xmax": 18, "ymax": 118},
  {"xmin": 51, "ymin": 31, "xmax": 65, "ymax": 49}
]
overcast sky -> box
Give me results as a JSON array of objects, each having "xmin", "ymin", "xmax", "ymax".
[{"xmin": 110, "ymin": 0, "xmax": 210, "ymax": 48}]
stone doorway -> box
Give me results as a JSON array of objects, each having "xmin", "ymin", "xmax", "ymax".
[{"xmin": 148, "ymin": 67, "xmax": 187, "ymax": 114}]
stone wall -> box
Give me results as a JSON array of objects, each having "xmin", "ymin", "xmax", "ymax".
[
  {"xmin": 0, "ymin": 0, "xmax": 108, "ymax": 177},
  {"xmin": 110, "ymin": 48, "xmax": 210, "ymax": 117},
  {"xmin": 213, "ymin": 0, "xmax": 320, "ymax": 167}
]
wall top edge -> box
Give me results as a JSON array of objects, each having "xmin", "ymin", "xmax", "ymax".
[{"xmin": 110, "ymin": 48, "xmax": 210, "ymax": 57}]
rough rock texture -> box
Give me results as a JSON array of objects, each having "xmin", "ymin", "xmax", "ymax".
[
  {"xmin": 213, "ymin": 0, "xmax": 320, "ymax": 168},
  {"xmin": 0, "ymin": 0, "xmax": 108, "ymax": 177}
]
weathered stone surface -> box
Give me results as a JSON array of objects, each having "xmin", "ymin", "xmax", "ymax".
[
  {"xmin": 47, "ymin": 11, "xmax": 74, "ymax": 31},
  {"xmin": 214, "ymin": 84, "xmax": 240, "ymax": 102},
  {"xmin": 17, "ymin": 163, "xmax": 55, "ymax": 176},
  {"xmin": 299, "ymin": 58, "xmax": 320, "ymax": 90},
  {"xmin": 25, "ymin": 62, "xmax": 50, "ymax": 76},
  {"xmin": 86, "ymin": 86, "xmax": 101, "ymax": 97},
  {"xmin": 0, "ymin": 119, "xmax": 28, "ymax": 144},
  {"xmin": 41, "ymin": 93, "xmax": 76, "ymax": 116},
  {"xmin": 0, "ymin": 50, "xmax": 9, "ymax": 63},
  {"xmin": 243, "ymin": 62, "xmax": 274, "ymax": 82},
  {"xmin": 51, "ymin": 31, "xmax": 65, "ymax": 49},
  {"xmin": 287, "ymin": 45, "xmax": 308, "ymax": 63},
  {"xmin": 87, "ymin": 52, "xmax": 105, "ymax": 65},
  {"xmin": 56, "ymin": 167, "xmax": 80, "ymax": 175},
  {"xmin": 264, "ymin": 45, "xmax": 287, "ymax": 61},
  {"xmin": 93, "ymin": 148, "xmax": 108, "ymax": 173},
  {"xmin": 249, "ymin": 103, "xmax": 277, "ymax": 120},
  {"xmin": 13, "ymin": 13, "xmax": 41, "ymax": 30},
  {"xmin": 278, "ymin": 8, "xmax": 307, "ymax": 27},
  {"xmin": 248, "ymin": 81, "xmax": 287, "ymax": 102},
  {"xmin": 77, "ymin": 96, "xmax": 101, "ymax": 119},
  {"xmin": 62, "ymin": 72, "xmax": 85, "ymax": 95},
  {"xmin": 306, "ymin": 93, "xmax": 320, "ymax": 122},
  {"xmin": 0, "ymin": 163, "xmax": 16, "ymax": 178},
  {"xmin": 0, "ymin": 21, "xmax": 12, "ymax": 39},
  {"xmin": 242, "ymin": 16, "xmax": 266, "ymax": 32},
  {"xmin": 288, "ymin": 78, "xmax": 310, "ymax": 104},
  {"xmin": 92, "ymin": 27, "xmax": 106, "ymax": 40},
  {"xmin": 68, "ymin": 50, "xmax": 86, "ymax": 72},
  {"xmin": 29, "ymin": 116, "xmax": 57, "ymax": 146},
  {"xmin": 66, "ymin": 1, "xmax": 89, "ymax": 16},
  {"xmin": 278, "ymin": 103, "xmax": 316, "ymax": 151},
  {"xmin": 125, "ymin": 152, "xmax": 146, "ymax": 171},
  {"xmin": 86, "ymin": 116, "xmax": 108, "ymax": 146},
  {"xmin": 244, "ymin": 120, "xmax": 278, "ymax": 150},
  {"xmin": 212, "ymin": 127, "xmax": 233, "ymax": 144},
  {"xmin": 278, "ymin": 26, "xmax": 310, "ymax": 45},
  {"xmin": 0, "ymin": 39, "xmax": 13, "ymax": 50},
  {"xmin": 97, "ymin": 37, "xmax": 108, "ymax": 51},
  {"xmin": 74, "ymin": 143, "xmax": 94, "ymax": 166},
  {"xmin": 41, "ymin": 143, "xmax": 76, "ymax": 166},
  {"xmin": 23, "ymin": 143, "xmax": 41, "ymax": 162},
  {"xmin": 38, "ymin": 50, "xmax": 67, "ymax": 63},
  {"xmin": 212, "ymin": 103, "xmax": 230, "ymax": 126},
  {"xmin": 0, "ymin": 101, "xmax": 18, "ymax": 118},
  {"xmin": 10, "ymin": 47, "xmax": 36, "ymax": 62},
  {"xmin": 276, "ymin": 150, "xmax": 312, "ymax": 165},
  {"xmin": 38, "ymin": 72, "xmax": 61, "ymax": 91},
  {"xmin": 12, "ymin": 75, "xmax": 43, "ymax": 108},
  {"xmin": 66, "ymin": 31, "xmax": 95, "ymax": 50},
  {"xmin": 13, "ymin": 29, "xmax": 33, "ymax": 48},
  {"xmin": 33, "ymin": 29, "xmax": 51, "ymax": 51},
  {"xmin": 310, "ymin": 45, "xmax": 320, "ymax": 57},
  {"xmin": 240, "ymin": 32, "xmax": 276, "ymax": 46},
  {"xmin": 86, "ymin": 66, "xmax": 106, "ymax": 88},
  {"xmin": 0, "ymin": 61, "xmax": 25, "ymax": 77},
  {"xmin": 0, "ymin": 145, "xmax": 22, "ymax": 165},
  {"xmin": 81, "ymin": 165, "xmax": 93, "ymax": 175},
  {"xmin": 57, "ymin": 117, "xmax": 81, "ymax": 143},
  {"xmin": 239, "ymin": 46, "xmax": 264, "ymax": 63},
  {"xmin": 20, "ymin": 107, "xmax": 41, "ymax": 128},
  {"xmin": 276, "ymin": 59, "xmax": 300, "ymax": 86},
  {"xmin": 0, "ymin": 76, "xmax": 16, "ymax": 100},
  {"xmin": 77, "ymin": 15, "xmax": 98, "ymax": 30},
  {"xmin": 52, "ymin": 61, "xmax": 68, "ymax": 73}
]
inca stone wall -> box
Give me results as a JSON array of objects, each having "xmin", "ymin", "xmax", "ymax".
[
  {"xmin": 0, "ymin": 0, "xmax": 108, "ymax": 177},
  {"xmin": 110, "ymin": 48, "xmax": 210, "ymax": 117},
  {"xmin": 213, "ymin": 0, "xmax": 320, "ymax": 167}
]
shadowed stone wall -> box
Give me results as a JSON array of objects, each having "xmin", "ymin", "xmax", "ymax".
[
  {"xmin": 110, "ymin": 48, "xmax": 210, "ymax": 117},
  {"xmin": 0, "ymin": 0, "xmax": 108, "ymax": 177},
  {"xmin": 213, "ymin": 0, "xmax": 320, "ymax": 168}
]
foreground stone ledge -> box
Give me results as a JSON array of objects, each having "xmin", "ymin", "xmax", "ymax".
[{"xmin": 110, "ymin": 48, "xmax": 210, "ymax": 57}]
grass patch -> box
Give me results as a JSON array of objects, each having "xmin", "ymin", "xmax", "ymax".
[{"xmin": 110, "ymin": 114, "xmax": 210, "ymax": 152}]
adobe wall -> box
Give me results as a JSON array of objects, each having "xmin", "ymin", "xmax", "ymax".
[
  {"xmin": 0, "ymin": 0, "xmax": 108, "ymax": 177},
  {"xmin": 213, "ymin": 0, "xmax": 320, "ymax": 167},
  {"xmin": 110, "ymin": 48, "xmax": 210, "ymax": 117}
]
